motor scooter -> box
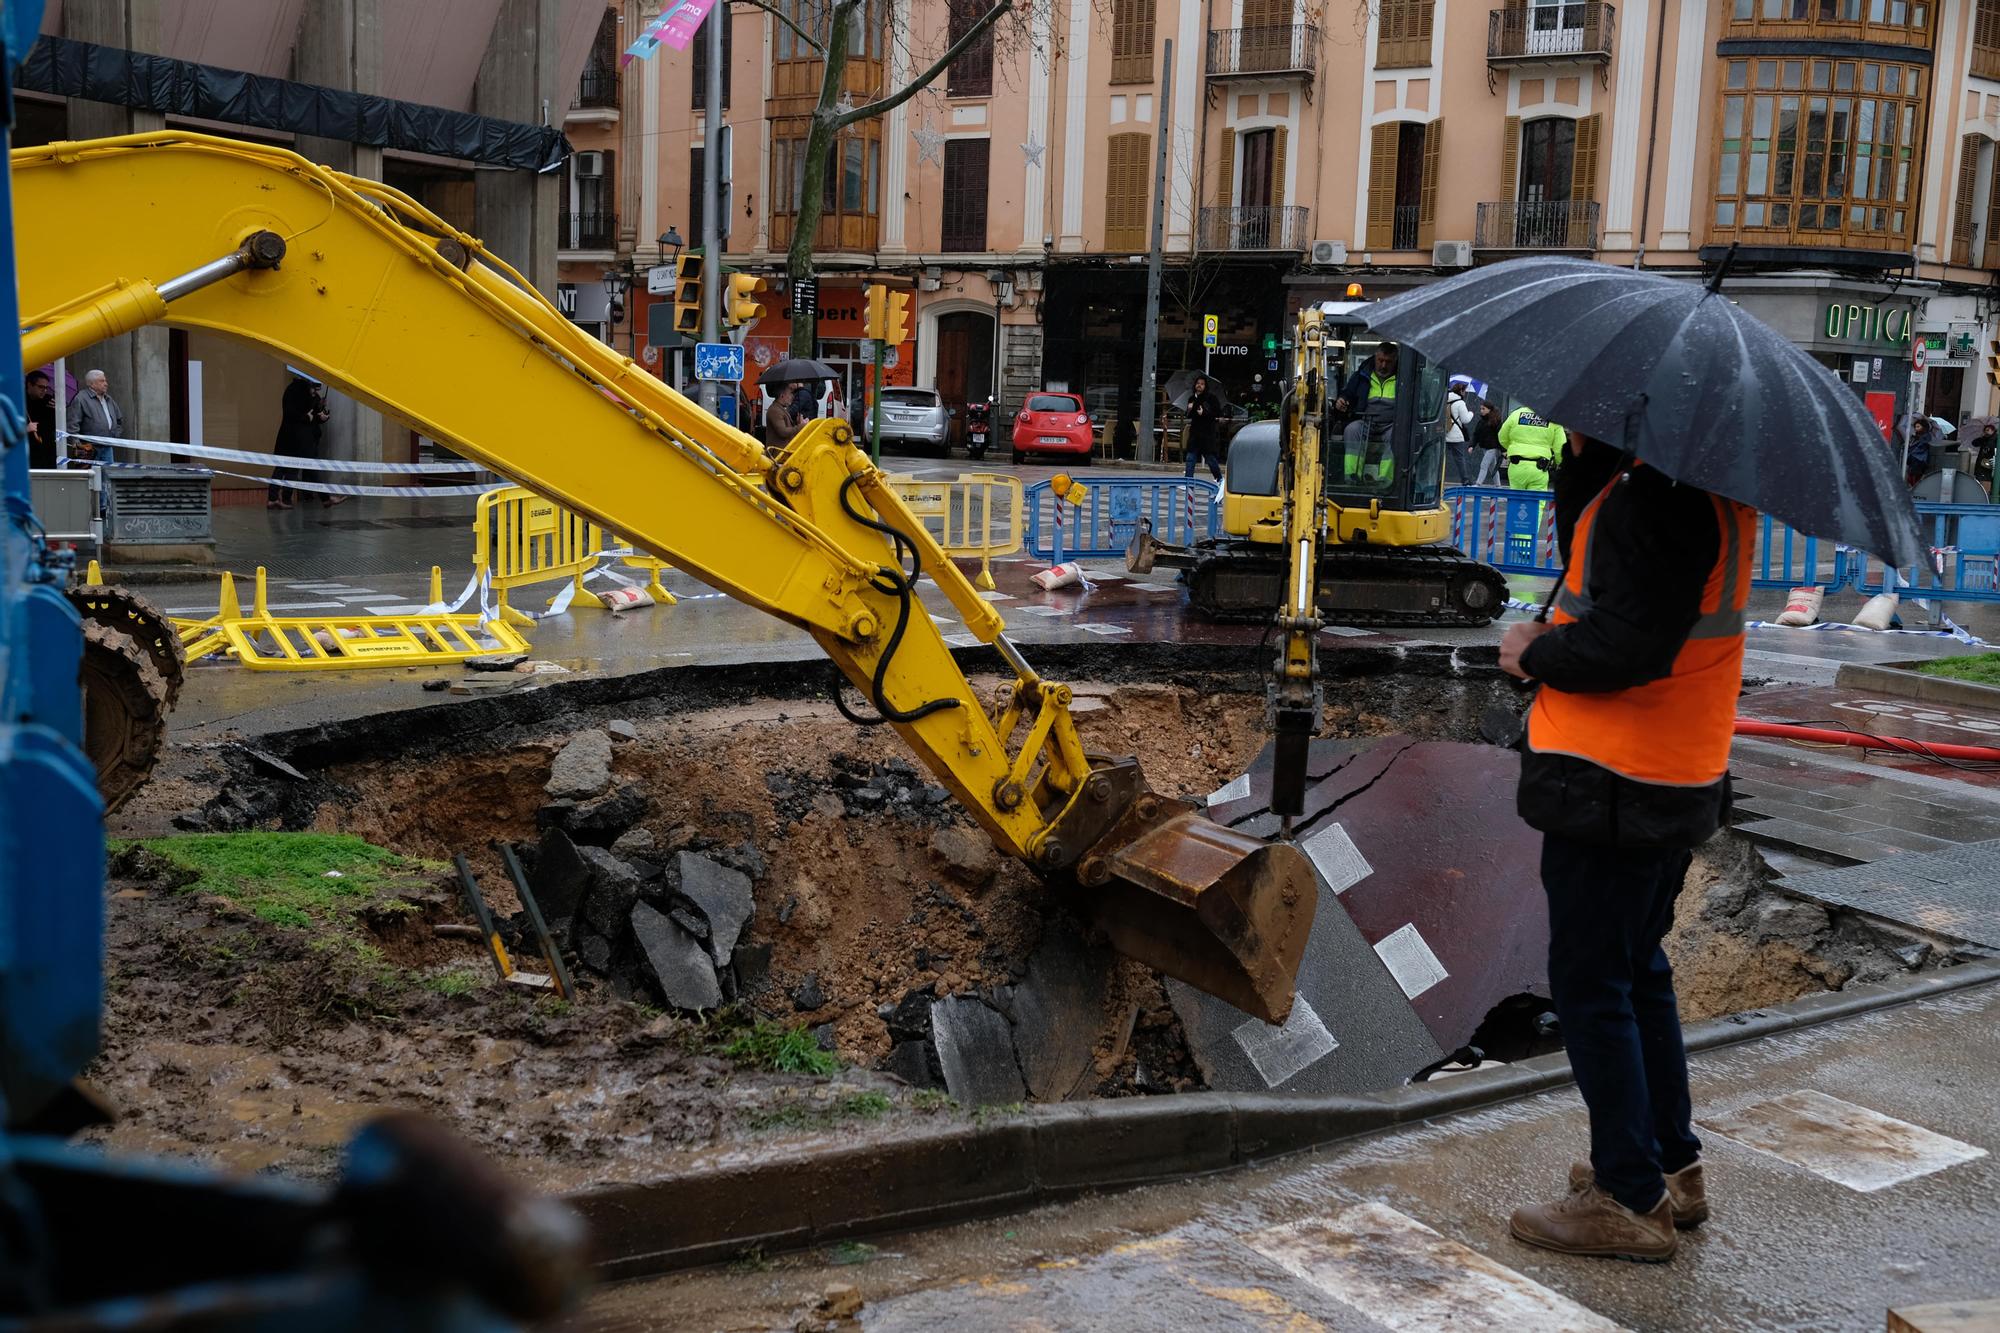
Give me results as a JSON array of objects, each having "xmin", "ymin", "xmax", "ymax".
[{"xmin": 965, "ymin": 397, "xmax": 993, "ymax": 460}]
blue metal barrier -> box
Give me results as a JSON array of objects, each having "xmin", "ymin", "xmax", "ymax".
[
  {"xmin": 1446, "ymin": 486, "xmax": 2000, "ymax": 606},
  {"xmin": 1025, "ymin": 474, "xmax": 1220, "ymax": 560}
]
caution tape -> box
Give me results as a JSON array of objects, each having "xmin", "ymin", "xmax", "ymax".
[
  {"xmin": 60, "ymin": 432, "xmax": 487, "ymax": 472},
  {"xmin": 1746, "ymin": 618, "xmax": 1988, "ymax": 646}
]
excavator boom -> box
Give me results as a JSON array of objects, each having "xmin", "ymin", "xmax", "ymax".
[{"xmin": 15, "ymin": 133, "xmax": 1315, "ymax": 1023}]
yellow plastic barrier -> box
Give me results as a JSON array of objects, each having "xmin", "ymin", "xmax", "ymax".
[
  {"xmin": 166, "ymin": 566, "xmax": 526, "ymax": 669},
  {"xmin": 219, "ymin": 566, "xmax": 527, "ymax": 670},
  {"xmin": 883, "ymin": 472, "xmax": 1023, "ymax": 591},
  {"xmin": 475, "ymin": 485, "xmax": 676, "ymax": 624}
]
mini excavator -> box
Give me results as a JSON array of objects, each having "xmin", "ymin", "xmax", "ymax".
[
  {"xmin": 1130, "ymin": 298, "xmax": 1507, "ymax": 630},
  {"xmin": 13, "ymin": 132, "xmax": 1316, "ymax": 1026}
]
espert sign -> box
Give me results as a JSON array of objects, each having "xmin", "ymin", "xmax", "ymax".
[{"xmin": 1823, "ymin": 301, "xmax": 1912, "ymax": 346}]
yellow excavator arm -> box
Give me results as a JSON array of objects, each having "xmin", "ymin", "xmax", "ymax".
[
  {"xmin": 15, "ymin": 133, "xmax": 1314, "ymax": 1022},
  {"xmin": 1268, "ymin": 309, "xmax": 1329, "ymax": 828}
]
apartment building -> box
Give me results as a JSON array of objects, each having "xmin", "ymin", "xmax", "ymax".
[
  {"xmin": 22, "ymin": 0, "xmax": 602, "ymax": 477},
  {"xmin": 575, "ymin": 0, "xmax": 2000, "ymax": 431}
]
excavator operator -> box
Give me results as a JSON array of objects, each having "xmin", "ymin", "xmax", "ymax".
[{"xmin": 1332, "ymin": 342, "xmax": 1399, "ymax": 488}]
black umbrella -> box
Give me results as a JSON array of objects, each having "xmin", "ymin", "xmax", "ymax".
[
  {"xmin": 1366, "ymin": 254, "xmax": 1924, "ymax": 567},
  {"xmin": 1165, "ymin": 369, "xmax": 1229, "ymax": 411},
  {"xmin": 758, "ymin": 356, "xmax": 838, "ymax": 387}
]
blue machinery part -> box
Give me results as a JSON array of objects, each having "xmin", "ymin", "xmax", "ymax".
[{"xmin": 0, "ymin": 3, "xmax": 585, "ymax": 1323}]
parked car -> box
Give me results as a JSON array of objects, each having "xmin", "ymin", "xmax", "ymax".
[
  {"xmin": 1011, "ymin": 391, "xmax": 1093, "ymax": 464},
  {"xmin": 871, "ymin": 386, "xmax": 954, "ymax": 455}
]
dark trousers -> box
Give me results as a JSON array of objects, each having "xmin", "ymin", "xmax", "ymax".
[
  {"xmin": 1540, "ymin": 832, "xmax": 1702, "ymax": 1213},
  {"xmin": 1184, "ymin": 435, "xmax": 1222, "ymax": 481}
]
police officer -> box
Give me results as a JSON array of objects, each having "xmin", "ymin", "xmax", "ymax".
[
  {"xmin": 1499, "ymin": 404, "xmax": 1566, "ymax": 490},
  {"xmin": 1333, "ymin": 343, "xmax": 1399, "ymax": 486}
]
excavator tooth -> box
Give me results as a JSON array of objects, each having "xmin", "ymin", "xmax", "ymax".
[{"xmin": 1087, "ymin": 809, "xmax": 1316, "ymax": 1025}]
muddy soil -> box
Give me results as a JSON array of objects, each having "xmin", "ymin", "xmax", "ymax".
[{"xmin": 92, "ymin": 676, "xmax": 1949, "ymax": 1195}]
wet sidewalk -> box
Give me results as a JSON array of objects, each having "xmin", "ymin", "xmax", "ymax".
[{"xmin": 573, "ymin": 976, "xmax": 2000, "ymax": 1333}]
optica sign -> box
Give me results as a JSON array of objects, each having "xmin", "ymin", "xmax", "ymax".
[{"xmin": 1823, "ymin": 302, "xmax": 1913, "ymax": 346}]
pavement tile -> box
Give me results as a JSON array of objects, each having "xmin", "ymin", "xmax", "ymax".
[
  {"xmin": 1700, "ymin": 1089, "xmax": 1988, "ymax": 1192},
  {"xmin": 1245, "ymin": 1203, "xmax": 1622, "ymax": 1333}
]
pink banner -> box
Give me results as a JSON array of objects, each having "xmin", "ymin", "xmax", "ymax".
[{"xmin": 657, "ymin": 0, "xmax": 718, "ymax": 51}]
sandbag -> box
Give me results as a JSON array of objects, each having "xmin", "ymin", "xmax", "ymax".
[
  {"xmin": 1853, "ymin": 591, "xmax": 1900, "ymax": 630},
  {"xmin": 1775, "ymin": 586, "xmax": 1824, "ymax": 627},
  {"xmin": 1031, "ymin": 561, "xmax": 1085, "ymax": 591}
]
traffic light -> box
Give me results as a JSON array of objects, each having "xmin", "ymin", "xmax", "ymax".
[
  {"xmin": 725, "ymin": 271, "xmax": 769, "ymax": 327},
  {"xmin": 862, "ymin": 284, "xmax": 913, "ymax": 343},
  {"xmin": 673, "ymin": 253, "xmax": 702, "ymax": 335},
  {"xmin": 863, "ymin": 283, "xmax": 888, "ymax": 341}
]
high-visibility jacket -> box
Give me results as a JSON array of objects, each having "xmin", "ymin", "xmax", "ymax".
[
  {"xmin": 1527, "ymin": 472, "xmax": 1754, "ymax": 788},
  {"xmin": 1498, "ymin": 407, "xmax": 1565, "ymax": 465}
]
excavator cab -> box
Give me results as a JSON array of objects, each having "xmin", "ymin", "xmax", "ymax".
[{"xmin": 1131, "ymin": 298, "xmax": 1504, "ymax": 628}]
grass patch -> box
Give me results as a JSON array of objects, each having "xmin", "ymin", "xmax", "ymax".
[
  {"xmin": 910, "ymin": 1088, "xmax": 956, "ymax": 1114},
  {"xmin": 1915, "ymin": 653, "xmax": 2000, "ymax": 686},
  {"xmin": 746, "ymin": 1089, "xmax": 893, "ymax": 1132},
  {"xmin": 424, "ymin": 967, "xmax": 488, "ymax": 997},
  {"xmin": 112, "ymin": 833, "xmax": 437, "ymax": 932},
  {"xmin": 722, "ymin": 1018, "xmax": 842, "ymax": 1076}
]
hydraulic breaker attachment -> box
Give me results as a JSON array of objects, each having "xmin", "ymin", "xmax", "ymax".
[{"xmin": 1064, "ymin": 760, "xmax": 1316, "ymax": 1024}]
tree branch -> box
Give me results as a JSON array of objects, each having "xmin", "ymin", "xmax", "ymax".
[
  {"xmin": 730, "ymin": 0, "xmax": 826, "ymax": 55},
  {"xmin": 836, "ymin": 0, "xmax": 1014, "ymax": 127}
]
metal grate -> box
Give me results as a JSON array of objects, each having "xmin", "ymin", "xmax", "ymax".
[{"xmin": 103, "ymin": 467, "xmax": 213, "ymax": 544}]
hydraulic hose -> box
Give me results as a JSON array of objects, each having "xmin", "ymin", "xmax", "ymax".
[
  {"xmin": 1733, "ymin": 718, "xmax": 2000, "ymax": 764},
  {"xmin": 833, "ymin": 475, "xmax": 961, "ymax": 726}
]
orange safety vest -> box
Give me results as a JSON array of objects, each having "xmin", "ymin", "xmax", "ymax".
[{"xmin": 1527, "ymin": 471, "xmax": 1755, "ymax": 787}]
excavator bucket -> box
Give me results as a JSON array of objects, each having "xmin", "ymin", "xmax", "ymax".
[
  {"xmin": 1123, "ymin": 518, "xmax": 1158, "ymax": 574},
  {"xmin": 1088, "ymin": 808, "xmax": 1317, "ymax": 1024}
]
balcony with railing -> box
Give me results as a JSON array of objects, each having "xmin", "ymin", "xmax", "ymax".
[
  {"xmin": 560, "ymin": 211, "xmax": 618, "ymax": 253},
  {"xmin": 1206, "ymin": 24, "xmax": 1319, "ymax": 79},
  {"xmin": 1199, "ymin": 204, "xmax": 1313, "ymax": 252},
  {"xmin": 1473, "ymin": 200, "xmax": 1599, "ymax": 251},
  {"xmin": 572, "ymin": 63, "xmax": 620, "ymax": 111},
  {"xmin": 1487, "ymin": 1, "xmax": 1614, "ymax": 64}
]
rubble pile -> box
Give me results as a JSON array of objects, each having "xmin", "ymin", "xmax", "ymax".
[{"xmin": 518, "ymin": 729, "xmax": 770, "ymax": 1009}]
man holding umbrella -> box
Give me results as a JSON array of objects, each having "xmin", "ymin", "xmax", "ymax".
[{"xmin": 1368, "ymin": 250, "xmax": 1924, "ymax": 1265}]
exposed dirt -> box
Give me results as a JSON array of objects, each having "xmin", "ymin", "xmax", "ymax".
[{"xmin": 90, "ymin": 675, "xmax": 1953, "ymax": 1197}]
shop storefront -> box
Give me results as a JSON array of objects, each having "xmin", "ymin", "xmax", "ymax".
[{"xmin": 745, "ymin": 282, "xmax": 915, "ymax": 420}]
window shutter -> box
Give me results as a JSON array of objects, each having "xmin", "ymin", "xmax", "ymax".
[
  {"xmin": 1367, "ymin": 122, "xmax": 1398, "ymax": 249},
  {"xmin": 1500, "ymin": 115, "xmax": 1522, "ymax": 204},
  {"xmin": 1106, "ymin": 133, "xmax": 1150, "ymax": 250},
  {"xmin": 1571, "ymin": 113, "xmax": 1601, "ymax": 201},
  {"xmin": 1272, "ymin": 126, "xmax": 1289, "ymax": 207},
  {"xmin": 1984, "ymin": 144, "xmax": 2000, "ymax": 269},
  {"xmin": 1955, "ymin": 135, "xmax": 1981, "ymax": 266},
  {"xmin": 1217, "ymin": 128, "xmax": 1236, "ymax": 208},
  {"xmin": 1417, "ymin": 119, "xmax": 1442, "ymax": 250}
]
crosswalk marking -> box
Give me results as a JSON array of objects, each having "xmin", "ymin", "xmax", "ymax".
[
  {"xmin": 1247, "ymin": 1203, "xmax": 1624, "ymax": 1333},
  {"xmin": 1700, "ymin": 1090, "xmax": 1987, "ymax": 1192},
  {"xmin": 1076, "ymin": 622, "xmax": 1132, "ymax": 636}
]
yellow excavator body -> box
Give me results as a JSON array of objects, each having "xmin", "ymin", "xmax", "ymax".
[{"xmin": 16, "ymin": 132, "xmax": 1314, "ymax": 1023}]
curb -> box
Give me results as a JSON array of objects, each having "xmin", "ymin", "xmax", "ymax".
[
  {"xmin": 1834, "ymin": 660, "xmax": 2000, "ymax": 710},
  {"xmin": 567, "ymin": 958, "xmax": 2000, "ymax": 1280}
]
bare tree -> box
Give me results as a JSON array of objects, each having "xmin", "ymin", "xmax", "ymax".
[{"xmin": 734, "ymin": 0, "xmax": 1023, "ymax": 356}]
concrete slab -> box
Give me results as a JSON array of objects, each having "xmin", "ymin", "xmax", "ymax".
[
  {"xmin": 931, "ymin": 996, "xmax": 1029, "ymax": 1107},
  {"xmin": 1775, "ymin": 839, "xmax": 2000, "ymax": 948}
]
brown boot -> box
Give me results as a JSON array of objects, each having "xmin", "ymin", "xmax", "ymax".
[
  {"xmin": 1569, "ymin": 1161, "xmax": 1709, "ymax": 1229},
  {"xmin": 1510, "ymin": 1180, "xmax": 1678, "ymax": 1262}
]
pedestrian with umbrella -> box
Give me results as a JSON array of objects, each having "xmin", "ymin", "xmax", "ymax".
[
  {"xmin": 1181, "ymin": 374, "xmax": 1225, "ymax": 481},
  {"xmin": 758, "ymin": 357, "xmax": 836, "ymax": 450},
  {"xmin": 1368, "ymin": 251, "xmax": 1921, "ymax": 1265}
]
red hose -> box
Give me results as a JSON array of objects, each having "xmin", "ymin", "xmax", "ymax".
[{"xmin": 1733, "ymin": 718, "xmax": 2000, "ymax": 763}]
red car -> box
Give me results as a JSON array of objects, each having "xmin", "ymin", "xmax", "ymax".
[{"xmin": 1010, "ymin": 392, "xmax": 1093, "ymax": 464}]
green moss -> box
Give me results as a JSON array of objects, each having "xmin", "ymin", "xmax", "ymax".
[
  {"xmin": 1915, "ymin": 653, "xmax": 2000, "ymax": 686},
  {"xmin": 910, "ymin": 1088, "xmax": 956, "ymax": 1114},
  {"xmin": 746, "ymin": 1089, "xmax": 893, "ymax": 1131}
]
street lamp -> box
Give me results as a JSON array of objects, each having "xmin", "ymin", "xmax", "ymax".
[
  {"xmin": 602, "ymin": 266, "xmax": 633, "ymax": 358},
  {"xmin": 660, "ymin": 227, "xmax": 684, "ymax": 260}
]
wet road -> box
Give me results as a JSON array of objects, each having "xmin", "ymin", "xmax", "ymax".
[
  {"xmin": 572, "ymin": 979, "xmax": 2000, "ymax": 1332},
  {"xmin": 121, "ymin": 461, "xmax": 2000, "ymax": 742}
]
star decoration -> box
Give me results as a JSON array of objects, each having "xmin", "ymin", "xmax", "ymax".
[
  {"xmin": 914, "ymin": 121, "xmax": 945, "ymax": 167},
  {"xmin": 1020, "ymin": 136, "xmax": 1045, "ymax": 169}
]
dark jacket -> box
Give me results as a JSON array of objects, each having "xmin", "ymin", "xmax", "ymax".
[
  {"xmin": 1185, "ymin": 390, "xmax": 1222, "ymax": 448},
  {"xmin": 1516, "ymin": 444, "xmax": 1732, "ymax": 849},
  {"xmin": 1337, "ymin": 363, "xmax": 1396, "ymax": 412},
  {"xmin": 274, "ymin": 377, "xmax": 325, "ymax": 459},
  {"xmin": 27, "ymin": 393, "xmax": 56, "ymax": 468}
]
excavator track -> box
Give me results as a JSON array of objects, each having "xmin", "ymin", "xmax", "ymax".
[
  {"xmin": 79, "ymin": 619, "xmax": 170, "ymax": 814},
  {"xmin": 1187, "ymin": 544, "xmax": 1508, "ymax": 628},
  {"xmin": 68, "ymin": 583, "xmax": 187, "ymax": 707}
]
